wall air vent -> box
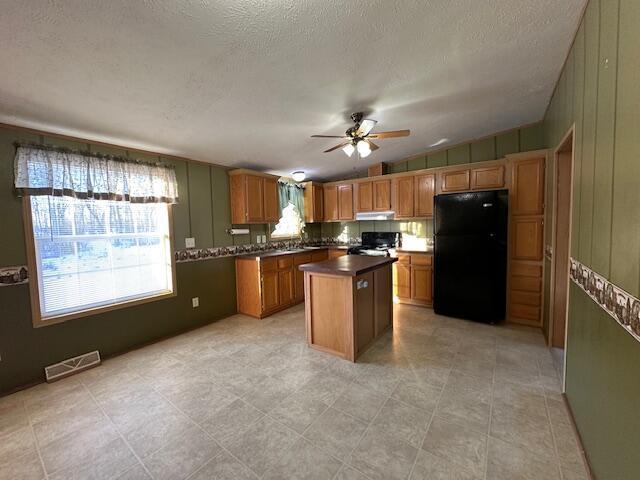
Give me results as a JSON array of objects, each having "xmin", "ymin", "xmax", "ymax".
[{"xmin": 44, "ymin": 350, "xmax": 101, "ymax": 382}]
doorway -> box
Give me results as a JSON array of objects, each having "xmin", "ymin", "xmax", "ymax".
[{"xmin": 549, "ymin": 128, "xmax": 574, "ymax": 362}]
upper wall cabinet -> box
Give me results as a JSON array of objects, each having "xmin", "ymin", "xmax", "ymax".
[
  {"xmin": 229, "ymin": 170, "xmax": 280, "ymax": 224},
  {"xmin": 324, "ymin": 186, "xmax": 339, "ymax": 222},
  {"xmin": 471, "ymin": 165, "xmax": 505, "ymax": 190},
  {"xmin": 414, "ymin": 173, "xmax": 435, "ymax": 217},
  {"xmin": 511, "ymin": 158, "xmax": 545, "ymax": 215},
  {"xmin": 356, "ymin": 179, "xmax": 391, "ymax": 212},
  {"xmin": 303, "ymin": 182, "xmax": 324, "ymax": 223},
  {"xmin": 441, "ymin": 169, "xmax": 471, "ymax": 192},
  {"xmin": 394, "ymin": 176, "xmax": 415, "ymax": 218},
  {"xmin": 338, "ymin": 184, "xmax": 354, "ymax": 220}
]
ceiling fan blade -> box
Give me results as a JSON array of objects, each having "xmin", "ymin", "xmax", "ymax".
[
  {"xmin": 324, "ymin": 141, "xmax": 350, "ymax": 153},
  {"xmin": 368, "ymin": 129, "xmax": 411, "ymax": 139},
  {"xmin": 368, "ymin": 140, "xmax": 380, "ymax": 151},
  {"xmin": 311, "ymin": 134, "xmax": 348, "ymax": 138},
  {"xmin": 356, "ymin": 119, "xmax": 377, "ymax": 136}
]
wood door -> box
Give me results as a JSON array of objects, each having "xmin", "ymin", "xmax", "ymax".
[
  {"xmin": 394, "ymin": 176, "xmax": 414, "ymax": 218},
  {"xmin": 471, "ymin": 165, "xmax": 505, "ymax": 190},
  {"xmin": 324, "ymin": 186, "xmax": 338, "ymax": 221},
  {"xmin": 338, "ymin": 184, "xmax": 354, "ymax": 220},
  {"xmin": 294, "ymin": 253, "xmax": 312, "ymax": 302},
  {"xmin": 313, "ymin": 184, "xmax": 324, "ymax": 221},
  {"xmin": 263, "ymin": 178, "xmax": 279, "ymax": 222},
  {"xmin": 261, "ymin": 271, "xmax": 279, "ymax": 312},
  {"xmin": 246, "ymin": 175, "xmax": 264, "ymax": 222},
  {"xmin": 356, "ymin": 181, "xmax": 373, "ymax": 212},
  {"xmin": 512, "ymin": 217, "xmax": 544, "ymax": 261},
  {"xmin": 411, "ymin": 265, "xmax": 433, "ymax": 303},
  {"xmin": 394, "ymin": 263, "xmax": 411, "ymax": 299},
  {"xmin": 373, "ymin": 180, "xmax": 391, "ymax": 211},
  {"xmin": 414, "ymin": 174, "xmax": 435, "ymax": 216},
  {"xmin": 512, "ymin": 157, "xmax": 545, "ymax": 215},
  {"xmin": 441, "ymin": 169, "xmax": 470, "ymax": 192},
  {"xmin": 278, "ymin": 269, "xmax": 294, "ymax": 306}
]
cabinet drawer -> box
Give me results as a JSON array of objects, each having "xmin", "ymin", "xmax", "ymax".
[
  {"xmin": 510, "ymin": 303, "xmax": 540, "ymax": 321},
  {"xmin": 311, "ymin": 250, "xmax": 328, "ymax": 262},
  {"xmin": 411, "ymin": 254, "xmax": 432, "ymax": 266},
  {"xmin": 510, "ymin": 291, "xmax": 541, "ymax": 306},
  {"xmin": 511, "ymin": 263, "xmax": 542, "ymax": 277},
  {"xmin": 510, "ymin": 276, "xmax": 541, "ymax": 292},
  {"xmin": 261, "ymin": 258, "xmax": 278, "ymax": 272},
  {"xmin": 397, "ymin": 254, "xmax": 411, "ymax": 265},
  {"xmin": 294, "ymin": 253, "xmax": 312, "ymax": 266},
  {"xmin": 277, "ymin": 256, "xmax": 293, "ymax": 269}
]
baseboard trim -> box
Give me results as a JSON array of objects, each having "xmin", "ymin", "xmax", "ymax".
[{"xmin": 562, "ymin": 393, "xmax": 596, "ymax": 480}]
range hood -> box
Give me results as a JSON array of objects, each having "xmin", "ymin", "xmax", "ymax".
[{"xmin": 355, "ymin": 211, "xmax": 395, "ymax": 221}]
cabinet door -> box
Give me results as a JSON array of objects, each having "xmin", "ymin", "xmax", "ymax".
[
  {"xmin": 356, "ymin": 181, "xmax": 373, "ymax": 212},
  {"xmin": 512, "ymin": 217, "xmax": 544, "ymax": 260},
  {"xmin": 414, "ymin": 174, "xmax": 435, "ymax": 216},
  {"xmin": 246, "ymin": 175, "xmax": 264, "ymax": 222},
  {"xmin": 411, "ymin": 265, "xmax": 433, "ymax": 303},
  {"xmin": 471, "ymin": 165, "xmax": 505, "ymax": 190},
  {"xmin": 324, "ymin": 186, "xmax": 338, "ymax": 221},
  {"xmin": 394, "ymin": 263, "xmax": 411, "ymax": 299},
  {"xmin": 329, "ymin": 249, "xmax": 347, "ymax": 259},
  {"xmin": 512, "ymin": 158, "xmax": 544, "ymax": 215},
  {"xmin": 311, "ymin": 250, "xmax": 329, "ymax": 262},
  {"xmin": 338, "ymin": 184, "xmax": 354, "ymax": 220},
  {"xmin": 441, "ymin": 170, "xmax": 470, "ymax": 192},
  {"xmin": 373, "ymin": 180, "xmax": 391, "ymax": 211},
  {"xmin": 263, "ymin": 178, "xmax": 279, "ymax": 222},
  {"xmin": 313, "ymin": 184, "xmax": 324, "ymax": 221},
  {"xmin": 394, "ymin": 176, "xmax": 414, "ymax": 218},
  {"xmin": 261, "ymin": 271, "xmax": 279, "ymax": 312},
  {"xmin": 278, "ymin": 269, "xmax": 294, "ymax": 306},
  {"xmin": 293, "ymin": 253, "xmax": 311, "ymax": 302}
]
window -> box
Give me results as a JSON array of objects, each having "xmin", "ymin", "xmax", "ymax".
[
  {"xmin": 26, "ymin": 195, "xmax": 174, "ymax": 325},
  {"xmin": 270, "ymin": 203, "xmax": 303, "ymax": 238}
]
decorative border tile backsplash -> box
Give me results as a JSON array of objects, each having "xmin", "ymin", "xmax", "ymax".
[
  {"xmin": 0, "ymin": 266, "xmax": 29, "ymax": 287},
  {"xmin": 174, "ymin": 237, "xmax": 359, "ymax": 263},
  {"xmin": 570, "ymin": 258, "xmax": 640, "ymax": 343}
]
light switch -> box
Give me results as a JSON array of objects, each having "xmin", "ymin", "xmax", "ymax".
[{"xmin": 185, "ymin": 237, "xmax": 196, "ymax": 248}]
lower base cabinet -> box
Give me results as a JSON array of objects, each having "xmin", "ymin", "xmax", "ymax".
[{"xmin": 393, "ymin": 253, "xmax": 433, "ymax": 306}]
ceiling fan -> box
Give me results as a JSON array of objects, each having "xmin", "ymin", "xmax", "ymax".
[{"xmin": 311, "ymin": 112, "xmax": 410, "ymax": 158}]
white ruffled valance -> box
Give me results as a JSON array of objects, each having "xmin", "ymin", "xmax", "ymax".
[{"xmin": 14, "ymin": 145, "xmax": 179, "ymax": 203}]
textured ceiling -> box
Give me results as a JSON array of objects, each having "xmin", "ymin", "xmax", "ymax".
[{"xmin": 0, "ymin": 0, "xmax": 585, "ymax": 180}]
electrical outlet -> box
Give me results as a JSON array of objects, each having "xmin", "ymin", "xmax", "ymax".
[
  {"xmin": 192, "ymin": 297, "xmax": 199, "ymax": 308},
  {"xmin": 185, "ymin": 237, "xmax": 196, "ymax": 249}
]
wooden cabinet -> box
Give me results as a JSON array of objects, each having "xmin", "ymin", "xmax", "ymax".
[
  {"xmin": 394, "ymin": 176, "xmax": 414, "ymax": 218},
  {"xmin": 393, "ymin": 253, "xmax": 433, "ymax": 306},
  {"xmin": 414, "ymin": 173, "xmax": 435, "ymax": 217},
  {"xmin": 294, "ymin": 253, "xmax": 312, "ymax": 302},
  {"xmin": 338, "ymin": 184, "xmax": 354, "ymax": 220},
  {"xmin": 311, "ymin": 250, "xmax": 329, "ymax": 262},
  {"xmin": 441, "ymin": 169, "xmax": 470, "ymax": 192},
  {"xmin": 471, "ymin": 165, "xmax": 505, "ymax": 190},
  {"xmin": 261, "ymin": 271, "xmax": 279, "ymax": 312},
  {"xmin": 278, "ymin": 269, "xmax": 294, "ymax": 305},
  {"xmin": 357, "ymin": 180, "xmax": 391, "ymax": 212},
  {"xmin": 328, "ymin": 248, "xmax": 347, "ymax": 259},
  {"xmin": 512, "ymin": 217, "xmax": 544, "ymax": 260},
  {"xmin": 303, "ymin": 182, "xmax": 324, "ymax": 223},
  {"xmin": 323, "ymin": 186, "xmax": 339, "ymax": 222},
  {"xmin": 229, "ymin": 170, "xmax": 280, "ymax": 224},
  {"xmin": 511, "ymin": 157, "xmax": 545, "ymax": 215}
]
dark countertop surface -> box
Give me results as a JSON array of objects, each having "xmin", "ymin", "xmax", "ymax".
[
  {"xmin": 238, "ymin": 245, "xmax": 349, "ymax": 260},
  {"xmin": 298, "ymin": 255, "xmax": 397, "ymax": 277},
  {"xmin": 394, "ymin": 247, "xmax": 434, "ymax": 255}
]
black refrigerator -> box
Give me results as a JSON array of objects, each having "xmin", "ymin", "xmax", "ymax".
[{"xmin": 433, "ymin": 190, "xmax": 508, "ymax": 323}]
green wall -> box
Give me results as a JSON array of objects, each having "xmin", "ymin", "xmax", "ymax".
[
  {"xmin": 388, "ymin": 123, "xmax": 545, "ymax": 174},
  {"xmin": 543, "ymin": 0, "xmax": 640, "ymax": 478},
  {"xmin": 0, "ymin": 125, "xmax": 238, "ymax": 395}
]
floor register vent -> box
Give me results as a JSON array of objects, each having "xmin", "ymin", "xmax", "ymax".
[{"xmin": 45, "ymin": 350, "xmax": 101, "ymax": 382}]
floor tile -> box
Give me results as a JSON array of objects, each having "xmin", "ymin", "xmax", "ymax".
[
  {"xmin": 269, "ymin": 389, "xmax": 330, "ymax": 434},
  {"xmin": 123, "ymin": 408, "xmax": 195, "ymax": 458},
  {"xmin": 435, "ymin": 384, "xmax": 491, "ymax": 434},
  {"xmin": 200, "ymin": 398, "xmax": 264, "ymax": 442},
  {"xmin": 349, "ymin": 426, "xmax": 418, "ymax": 480},
  {"xmin": 115, "ymin": 464, "xmax": 152, "ymax": 480},
  {"xmin": 391, "ymin": 379, "xmax": 441, "ymax": 412},
  {"xmin": 332, "ymin": 384, "xmax": 387, "ymax": 423},
  {"xmin": 142, "ymin": 425, "xmax": 221, "ymax": 480},
  {"xmin": 486, "ymin": 436, "xmax": 561, "ymax": 480},
  {"xmin": 490, "ymin": 403, "xmax": 556, "ymax": 458},
  {"xmin": 304, "ymin": 407, "xmax": 368, "ymax": 461},
  {"xmin": 189, "ymin": 451, "xmax": 256, "ymax": 480},
  {"xmin": 222, "ymin": 416, "xmax": 299, "ymax": 477},
  {"xmin": 0, "ymin": 450, "xmax": 45, "ymax": 480},
  {"xmin": 262, "ymin": 437, "xmax": 342, "ymax": 480},
  {"xmin": 371, "ymin": 398, "xmax": 432, "ymax": 448},
  {"xmin": 334, "ymin": 465, "xmax": 371, "ymax": 480},
  {"xmin": 410, "ymin": 449, "xmax": 479, "ymax": 480}
]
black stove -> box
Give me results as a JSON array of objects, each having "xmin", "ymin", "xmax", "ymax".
[{"xmin": 348, "ymin": 232, "xmax": 401, "ymax": 257}]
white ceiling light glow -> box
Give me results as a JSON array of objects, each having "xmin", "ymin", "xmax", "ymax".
[
  {"xmin": 357, "ymin": 140, "xmax": 372, "ymax": 158},
  {"xmin": 342, "ymin": 143, "xmax": 355, "ymax": 157},
  {"xmin": 291, "ymin": 171, "xmax": 306, "ymax": 182}
]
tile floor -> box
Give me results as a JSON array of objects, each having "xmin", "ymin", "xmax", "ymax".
[{"xmin": 0, "ymin": 304, "xmax": 590, "ymax": 480}]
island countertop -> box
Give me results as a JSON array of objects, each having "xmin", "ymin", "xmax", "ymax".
[{"xmin": 299, "ymin": 255, "xmax": 397, "ymax": 277}]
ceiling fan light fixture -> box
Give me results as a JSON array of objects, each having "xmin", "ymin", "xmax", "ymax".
[
  {"xmin": 359, "ymin": 119, "xmax": 377, "ymax": 136},
  {"xmin": 291, "ymin": 171, "xmax": 306, "ymax": 182},
  {"xmin": 357, "ymin": 139, "xmax": 372, "ymax": 157},
  {"xmin": 342, "ymin": 143, "xmax": 355, "ymax": 157}
]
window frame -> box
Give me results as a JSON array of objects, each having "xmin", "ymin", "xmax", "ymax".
[{"xmin": 22, "ymin": 196, "xmax": 177, "ymax": 328}]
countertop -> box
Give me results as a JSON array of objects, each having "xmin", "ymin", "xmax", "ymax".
[
  {"xmin": 298, "ymin": 255, "xmax": 397, "ymax": 277},
  {"xmin": 394, "ymin": 247, "xmax": 433, "ymax": 255},
  {"xmin": 237, "ymin": 245, "xmax": 348, "ymax": 260}
]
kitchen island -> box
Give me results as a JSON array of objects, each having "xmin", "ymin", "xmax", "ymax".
[{"xmin": 299, "ymin": 255, "xmax": 397, "ymax": 362}]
